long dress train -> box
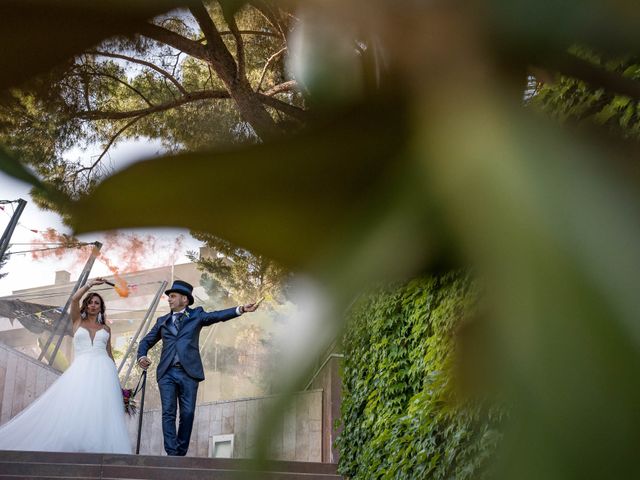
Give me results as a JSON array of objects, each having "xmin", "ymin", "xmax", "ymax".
[{"xmin": 0, "ymin": 327, "xmax": 132, "ymax": 453}]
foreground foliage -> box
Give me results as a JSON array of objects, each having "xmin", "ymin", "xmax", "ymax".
[{"xmin": 338, "ymin": 275, "xmax": 503, "ymax": 480}]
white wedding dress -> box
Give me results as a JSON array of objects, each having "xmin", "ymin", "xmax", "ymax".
[{"xmin": 0, "ymin": 327, "xmax": 132, "ymax": 453}]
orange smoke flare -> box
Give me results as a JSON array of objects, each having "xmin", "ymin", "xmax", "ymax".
[
  {"xmin": 102, "ymin": 262, "xmax": 130, "ymax": 298},
  {"xmin": 31, "ymin": 230, "xmax": 186, "ymax": 292},
  {"xmin": 105, "ymin": 276, "xmax": 130, "ymax": 298},
  {"xmin": 113, "ymin": 273, "xmax": 129, "ymax": 298},
  {"xmin": 30, "ymin": 228, "xmax": 87, "ymax": 265}
]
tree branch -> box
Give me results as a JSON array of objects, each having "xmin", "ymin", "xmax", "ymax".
[
  {"xmin": 78, "ymin": 69, "xmax": 154, "ymax": 107},
  {"xmin": 221, "ymin": 7, "xmax": 246, "ymax": 82},
  {"xmin": 196, "ymin": 30, "xmax": 280, "ymax": 45},
  {"xmin": 257, "ymin": 47, "xmax": 287, "ymax": 92},
  {"xmin": 77, "ymin": 90, "xmax": 230, "ymax": 120},
  {"xmin": 247, "ymin": 0, "xmax": 288, "ymax": 41},
  {"xmin": 71, "ymin": 115, "xmax": 146, "ymax": 187},
  {"xmin": 94, "ymin": 116, "xmax": 145, "ymax": 168},
  {"xmin": 139, "ymin": 22, "xmax": 211, "ymax": 64},
  {"xmin": 207, "ymin": 65, "xmax": 215, "ymax": 89},
  {"xmin": 81, "ymin": 70, "xmax": 91, "ymax": 110},
  {"xmin": 262, "ymin": 80, "xmax": 298, "ymax": 97},
  {"xmin": 258, "ymin": 93, "xmax": 307, "ymax": 121},
  {"xmin": 220, "ymin": 29, "xmax": 279, "ymax": 38},
  {"xmin": 88, "ymin": 50, "xmax": 188, "ymax": 96},
  {"xmin": 189, "ymin": 2, "xmax": 238, "ymax": 84}
]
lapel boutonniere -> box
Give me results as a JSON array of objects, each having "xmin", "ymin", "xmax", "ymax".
[{"xmin": 178, "ymin": 310, "xmax": 190, "ymax": 327}]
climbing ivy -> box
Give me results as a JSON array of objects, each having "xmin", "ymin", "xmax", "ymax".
[
  {"xmin": 337, "ymin": 273, "xmax": 503, "ymax": 479},
  {"xmin": 530, "ymin": 47, "xmax": 640, "ymax": 140}
]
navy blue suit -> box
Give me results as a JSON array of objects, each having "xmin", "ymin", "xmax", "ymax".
[{"xmin": 137, "ymin": 305, "xmax": 239, "ymax": 456}]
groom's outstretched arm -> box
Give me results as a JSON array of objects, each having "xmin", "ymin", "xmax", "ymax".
[
  {"xmin": 200, "ymin": 306, "xmax": 243, "ymax": 326},
  {"xmin": 201, "ymin": 300, "xmax": 262, "ymax": 326}
]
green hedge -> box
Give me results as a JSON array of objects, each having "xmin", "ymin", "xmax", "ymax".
[{"xmin": 337, "ymin": 274, "xmax": 502, "ymax": 479}]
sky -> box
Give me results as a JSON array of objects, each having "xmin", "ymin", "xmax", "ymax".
[{"xmin": 0, "ymin": 139, "xmax": 203, "ymax": 297}]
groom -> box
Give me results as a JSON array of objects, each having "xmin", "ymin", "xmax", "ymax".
[{"xmin": 137, "ymin": 280, "xmax": 259, "ymax": 456}]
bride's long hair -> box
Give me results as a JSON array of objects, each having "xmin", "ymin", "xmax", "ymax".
[{"xmin": 80, "ymin": 292, "xmax": 107, "ymax": 324}]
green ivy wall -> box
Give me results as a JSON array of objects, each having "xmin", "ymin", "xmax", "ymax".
[{"xmin": 337, "ymin": 274, "xmax": 502, "ymax": 479}]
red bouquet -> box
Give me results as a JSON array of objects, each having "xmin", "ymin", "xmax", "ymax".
[{"xmin": 122, "ymin": 388, "xmax": 138, "ymax": 416}]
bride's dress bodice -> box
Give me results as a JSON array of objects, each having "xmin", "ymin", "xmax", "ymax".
[{"xmin": 74, "ymin": 326, "xmax": 109, "ymax": 356}]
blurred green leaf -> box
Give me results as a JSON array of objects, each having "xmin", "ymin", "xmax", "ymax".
[
  {"xmin": 65, "ymin": 99, "xmax": 411, "ymax": 268},
  {"xmin": 488, "ymin": 0, "xmax": 640, "ymax": 56},
  {"xmin": 0, "ymin": 147, "xmax": 69, "ymax": 206},
  {"xmin": 289, "ymin": 12, "xmax": 366, "ymax": 107},
  {"xmin": 0, "ymin": 0, "xmax": 195, "ymax": 91},
  {"xmin": 419, "ymin": 93, "xmax": 640, "ymax": 480}
]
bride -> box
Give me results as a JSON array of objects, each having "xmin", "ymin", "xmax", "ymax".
[{"xmin": 0, "ymin": 278, "xmax": 132, "ymax": 453}]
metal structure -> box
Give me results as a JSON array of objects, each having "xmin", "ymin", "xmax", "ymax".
[
  {"xmin": 0, "ymin": 199, "xmax": 27, "ymax": 261},
  {"xmin": 38, "ymin": 242, "xmax": 103, "ymax": 364},
  {"xmin": 118, "ymin": 280, "xmax": 167, "ymax": 384},
  {"xmin": 135, "ymin": 370, "xmax": 148, "ymax": 454}
]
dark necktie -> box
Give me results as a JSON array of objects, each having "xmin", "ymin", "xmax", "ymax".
[{"xmin": 173, "ymin": 312, "xmax": 183, "ymax": 330}]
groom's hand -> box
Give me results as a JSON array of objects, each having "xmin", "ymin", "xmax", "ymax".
[
  {"xmin": 241, "ymin": 302, "xmax": 260, "ymax": 313},
  {"xmin": 138, "ymin": 356, "xmax": 151, "ymax": 370}
]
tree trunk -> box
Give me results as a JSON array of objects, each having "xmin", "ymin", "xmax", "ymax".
[
  {"xmin": 189, "ymin": 3, "xmax": 281, "ymax": 139},
  {"xmin": 225, "ymin": 77, "xmax": 281, "ymax": 138}
]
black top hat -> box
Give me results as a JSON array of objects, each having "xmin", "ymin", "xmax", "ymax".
[{"xmin": 165, "ymin": 280, "xmax": 194, "ymax": 305}]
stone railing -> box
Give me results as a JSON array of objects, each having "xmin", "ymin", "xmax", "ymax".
[{"xmin": 0, "ymin": 342, "xmax": 61, "ymax": 425}]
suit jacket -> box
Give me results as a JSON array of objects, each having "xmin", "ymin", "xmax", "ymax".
[{"xmin": 137, "ymin": 306, "xmax": 239, "ymax": 382}]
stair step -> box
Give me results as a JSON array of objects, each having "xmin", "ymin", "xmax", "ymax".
[{"xmin": 0, "ymin": 451, "xmax": 342, "ymax": 480}]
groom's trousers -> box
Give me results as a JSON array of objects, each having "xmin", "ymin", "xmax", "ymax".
[{"xmin": 158, "ymin": 364, "xmax": 199, "ymax": 456}]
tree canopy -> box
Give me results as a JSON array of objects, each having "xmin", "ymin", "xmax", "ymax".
[
  {"xmin": 187, "ymin": 231, "xmax": 289, "ymax": 304},
  {"xmin": 0, "ymin": 1, "xmax": 305, "ymax": 203}
]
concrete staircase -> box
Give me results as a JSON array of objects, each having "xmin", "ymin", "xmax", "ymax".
[{"xmin": 0, "ymin": 451, "xmax": 342, "ymax": 479}]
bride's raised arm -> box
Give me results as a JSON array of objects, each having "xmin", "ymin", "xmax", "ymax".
[{"xmin": 70, "ymin": 278, "xmax": 105, "ymax": 327}]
